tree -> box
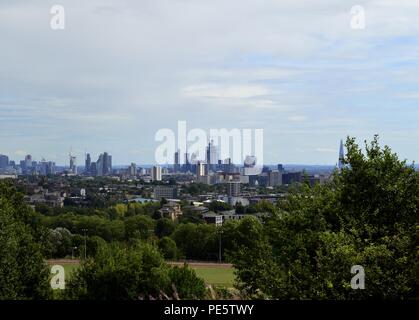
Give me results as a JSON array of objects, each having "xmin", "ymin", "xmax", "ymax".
[
  {"xmin": 172, "ymin": 223, "xmax": 218, "ymax": 260},
  {"xmin": 124, "ymin": 215, "xmax": 155, "ymax": 240},
  {"xmin": 0, "ymin": 181, "xmax": 52, "ymax": 299},
  {"xmin": 65, "ymin": 242, "xmax": 206, "ymax": 299},
  {"xmin": 65, "ymin": 242, "xmax": 170, "ymax": 299},
  {"xmin": 155, "ymin": 218, "xmax": 176, "ymax": 238},
  {"xmin": 207, "ymin": 200, "xmax": 232, "ymax": 213},
  {"xmin": 46, "ymin": 227, "xmax": 73, "ymax": 258},
  {"xmin": 235, "ymin": 202, "xmax": 245, "ymax": 214},
  {"xmin": 158, "ymin": 237, "xmax": 179, "ymax": 260},
  {"xmin": 228, "ymin": 136, "xmax": 419, "ymax": 299},
  {"xmin": 169, "ymin": 265, "xmax": 206, "ymax": 299}
]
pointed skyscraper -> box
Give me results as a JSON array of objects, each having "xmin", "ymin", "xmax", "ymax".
[{"xmin": 338, "ymin": 139, "xmax": 345, "ymax": 170}]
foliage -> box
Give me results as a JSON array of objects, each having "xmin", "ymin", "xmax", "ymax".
[
  {"xmin": 168, "ymin": 265, "xmax": 206, "ymax": 299},
  {"xmin": 124, "ymin": 215, "xmax": 155, "ymax": 241},
  {"xmin": 207, "ymin": 200, "xmax": 232, "ymax": 213},
  {"xmin": 0, "ymin": 181, "xmax": 52, "ymax": 299},
  {"xmin": 155, "ymin": 218, "xmax": 176, "ymax": 238},
  {"xmin": 228, "ymin": 136, "xmax": 419, "ymax": 299},
  {"xmin": 158, "ymin": 237, "xmax": 179, "ymax": 260},
  {"xmin": 172, "ymin": 223, "xmax": 218, "ymax": 260},
  {"xmin": 45, "ymin": 227, "xmax": 73, "ymax": 258},
  {"xmin": 65, "ymin": 242, "xmax": 205, "ymax": 300}
]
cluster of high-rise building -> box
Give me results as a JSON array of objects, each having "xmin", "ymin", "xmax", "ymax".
[
  {"xmin": 173, "ymin": 140, "xmax": 238, "ymax": 176},
  {"xmin": 0, "ymin": 153, "xmax": 56, "ymax": 176},
  {"xmin": 84, "ymin": 152, "xmax": 112, "ymax": 176},
  {"xmin": 0, "ymin": 151, "xmax": 114, "ymax": 177},
  {"xmin": 0, "ymin": 140, "xmax": 344, "ymax": 184}
]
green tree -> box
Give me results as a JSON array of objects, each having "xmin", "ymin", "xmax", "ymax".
[
  {"xmin": 65, "ymin": 242, "xmax": 170, "ymax": 299},
  {"xmin": 158, "ymin": 237, "xmax": 179, "ymax": 260},
  {"xmin": 124, "ymin": 215, "xmax": 155, "ymax": 240},
  {"xmin": 65, "ymin": 242, "xmax": 206, "ymax": 299},
  {"xmin": 235, "ymin": 202, "xmax": 245, "ymax": 214},
  {"xmin": 155, "ymin": 218, "xmax": 176, "ymax": 238},
  {"xmin": 172, "ymin": 223, "xmax": 218, "ymax": 260},
  {"xmin": 0, "ymin": 181, "xmax": 52, "ymax": 299},
  {"xmin": 228, "ymin": 136, "xmax": 419, "ymax": 299},
  {"xmin": 46, "ymin": 227, "xmax": 73, "ymax": 258},
  {"xmin": 169, "ymin": 265, "xmax": 206, "ymax": 299}
]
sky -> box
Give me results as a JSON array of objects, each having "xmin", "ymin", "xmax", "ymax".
[{"xmin": 1, "ymin": 0, "xmax": 419, "ymax": 165}]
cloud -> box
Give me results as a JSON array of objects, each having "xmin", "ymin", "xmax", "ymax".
[
  {"xmin": 181, "ymin": 84, "xmax": 269, "ymax": 99},
  {"xmin": 15, "ymin": 150, "xmax": 27, "ymax": 156},
  {"xmin": 1, "ymin": 0, "xmax": 419, "ymax": 164},
  {"xmin": 288, "ymin": 115, "xmax": 307, "ymax": 122},
  {"xmin": 315, "ymin": 148, "xmax": 337, "ymax": 153}
]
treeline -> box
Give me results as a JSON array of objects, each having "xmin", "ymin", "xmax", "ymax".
[
  {"xmin": 0, "ymin": 181, "xmax": 213, "ymax": 300},
  {"xmin": 38, "ymin": 211, "xmax": 251, "ymax": 262},
  {"xmin": 1, "ymin": 136, "xmax": 418, "ymax": 300},
  {"xmin": 227, "ymin": 137, "xmax": 419, "ymax": 299},
  {"xmin": 36, "ymin": 195, "xmax": 277, "ymax": 262}
]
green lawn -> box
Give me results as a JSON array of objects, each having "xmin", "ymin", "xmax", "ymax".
[
  {"xmin": 193, "ymin": 268, "xmax": 235, "ymax": 288},
  {"xmin": 63, "ymin": 264, "xmax": 79, "ymax": 278}
]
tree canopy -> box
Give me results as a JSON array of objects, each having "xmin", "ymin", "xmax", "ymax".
[
  {"xmin": 228, "ymin": 136, "xmax": 419, "ymax": 299},
  {"xmin": 0, "ymin": 181, "xmax": 52, "ymax": 299}
]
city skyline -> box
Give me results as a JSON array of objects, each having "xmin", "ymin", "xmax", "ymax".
[
  {"xmin": 0, "ymin": 144, "xmax": 346, "ymax": 167},
  {"xmin": 2, "ymin": 1, "xmax": 419, "ymax": 164}
]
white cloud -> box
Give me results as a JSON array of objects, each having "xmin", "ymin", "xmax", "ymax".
[
  {"xmin": 1, "ymin": 0, "xmax": 419, "ymax": 164},
  {"xmin": 15, "ymin": 150, "xmax": 27, "ymax": 156},
  {"xmin": 315, "ymin": 148, "xmax": 336, "ymax": 153},
  {"xmin": 288, "ymin": 115, "xmax": 307, "ymax": 122},
  {"xmin": 181, "ymin": 84, "xmax": 269, "ymax": 99}
]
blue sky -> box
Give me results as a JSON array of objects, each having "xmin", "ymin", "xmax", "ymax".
[{"xmin": 1, "ymin": 0, "xmax": 419, "ymax": 165}]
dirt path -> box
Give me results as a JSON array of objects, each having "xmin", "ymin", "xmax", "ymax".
[
  {"xmin": 168, "ymin": 261, "xmax": 233, "ymax": 268},
  {"xmin": 47, "ymin": 259, "xmax": 80, "ymax": 265},
  {"xmin": 47, "ymin": 259, "xmax": 233, "ymax": 269}
]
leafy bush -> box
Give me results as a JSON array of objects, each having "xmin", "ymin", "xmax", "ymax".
[{"xmin": 168, "ymin": 265, "xmax": 206, "ymax": 299}]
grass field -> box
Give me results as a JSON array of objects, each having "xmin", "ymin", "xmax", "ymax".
[
  {"xmin": 62, "ymin": 264, "xmax": 79, "ymax": 278},
  {"xmin": 49, "ymin": 260, "xmax": 235, "ymax": 288},
  {"xmin": 193, "ymin": 267, "xmax": 235, "ymax": 287}
]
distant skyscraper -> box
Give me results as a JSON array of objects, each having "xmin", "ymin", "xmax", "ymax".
[
  {"xmin": 151, "ymin": 165, "xmax": 162, "ymax": 181},
  {"xmin": 96, "ymin": 152, "xmax": 112, "ymax": 176},
  {"xmin": 206, "ymin": 140, "xmax": 218, "ymax": 171},
  {"xmin": 183, "ymin": 152, "xmax": 190, "ymax": 172},
  {"xmin": 96, "ymin": 154, "xmax": 103, "ymax": 176},
  {"xmin": 40, "ymin": 159, "xmax": 55, "ymax": 176},
  {"xmin": 69, "ymin": 154, "xmax": 77, "ymax": 174},
  {"xmin": 103, "ymin": 152, "xmax": 112, "ymax": 175},
  {"xmin": 25, "ymin": 154, "xmax": 33, "ymax": 168},
  {"xmin": 85, "ymin": 153, "xmax": 91, "ymax": 173},
  {"xmin": 129, "ymin": 163, "xmax": 137, "ymax": 176},
  {"xmin": 174, "ymin": 149, "xmax": 180, "ymax": 173},
  {"xmin": 338, "ymin": 139, "xmax": 345, "ymax": 170},
  {"xmin": 90, "ymin": 162, "xmax": 97, "ymax": 176},
  {"xmin": 0, "ymin": 155, "xmax": 9, "ymax": 168}
]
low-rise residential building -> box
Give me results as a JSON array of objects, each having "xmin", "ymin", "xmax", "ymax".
[
  {"xmin": 157, "ymin": 202, "xmax": 182, "ymax": 221},
  {"xmin": 154, "ymin": 185, "xmax": 178, "ymax": 200}
]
